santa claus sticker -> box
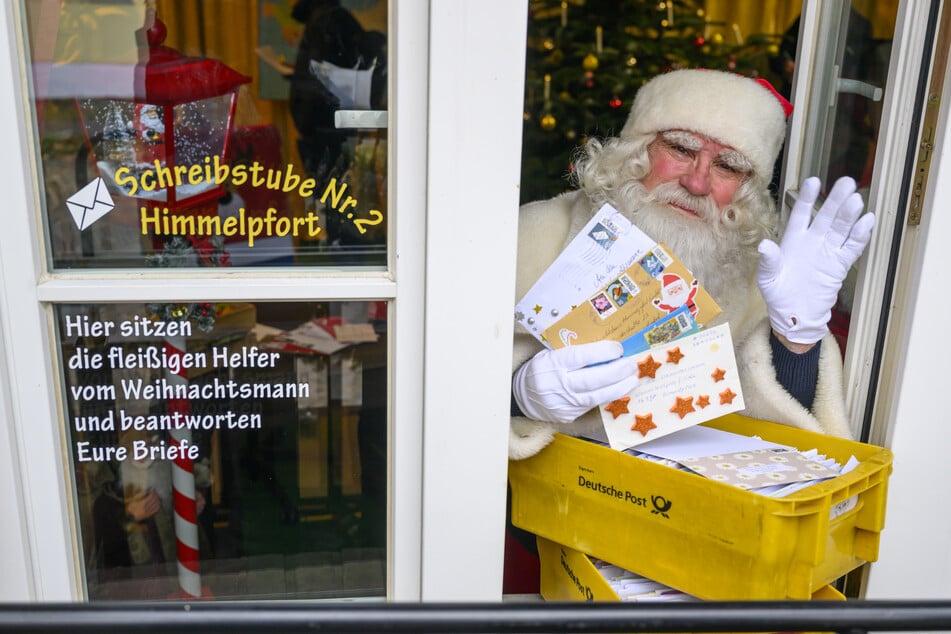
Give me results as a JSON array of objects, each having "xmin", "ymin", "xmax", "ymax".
[{"xmin": 652, "ymin": 273, "xmax": 700, "ymax": 319}]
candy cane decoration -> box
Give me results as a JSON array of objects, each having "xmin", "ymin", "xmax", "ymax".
[{"xmin": 164, "ymin": 334, "xmax": 201, "ymax": 598}]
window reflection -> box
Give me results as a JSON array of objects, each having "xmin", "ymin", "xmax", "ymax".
[
  {"xmin": 771, "ymin": 5, "xmax": 891, "ymax": 190},
  {"xmin": 61, "ymin": 301, "xmax": 387, "ymax": 600}
]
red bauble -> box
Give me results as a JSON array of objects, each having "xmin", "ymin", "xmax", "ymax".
[
  {"xmin": 609, "ymin": 97, "xmax": 622, "ymax": 109},
  {"xmin": 694, "ymin": 36, "xmax": 705, "ymax": 46}
]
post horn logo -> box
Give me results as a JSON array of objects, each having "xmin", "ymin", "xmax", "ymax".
[{"xmin": 651, "ymin": 495, "xmax": 672, "ymax": 518}]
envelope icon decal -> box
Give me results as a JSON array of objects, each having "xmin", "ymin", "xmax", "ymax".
[{"xmin": 67, "ymin": 177, "xmax": 115, "ymax": 231}]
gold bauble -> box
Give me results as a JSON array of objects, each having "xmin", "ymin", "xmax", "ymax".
[
  {"xmin": 582, "ymin": 53, "xmax": 599, "ymax": 71},
  {"xmin": 712, "ymin": 32, "xmax": 724, "ymax": 44},
  {"xmin": 540, "ymin": 113, "xmax": 557, "ymax": 130}
]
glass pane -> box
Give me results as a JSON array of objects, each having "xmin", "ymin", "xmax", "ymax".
[
  {"xmin": 788, "ymin": 2, "xmax": 898, "ymax": 355},
  {"xmin": 58, "ymin": 300, "xmax": 387, "ymax": 600},
  {"xmin": 23, "ymin": 0, "xmax": 388, "ymax": 269},
  {"xmin": 794, "ymin": 3, "xmax": 896, "ymax": 190}
]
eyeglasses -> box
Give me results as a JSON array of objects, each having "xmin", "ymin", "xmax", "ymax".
[{"xmin": 651, "ymin": 131, "xmax": 752, "ymax": 183}]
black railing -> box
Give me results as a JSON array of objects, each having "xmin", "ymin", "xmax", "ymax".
[{"xmin": 2, "ymin": 601, "xmax": 951, "ymax": 633}]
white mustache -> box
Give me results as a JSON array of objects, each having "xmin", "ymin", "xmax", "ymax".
[{"xmin": 645, "ymin": 182, "xmax": 720, "ymax": 219}]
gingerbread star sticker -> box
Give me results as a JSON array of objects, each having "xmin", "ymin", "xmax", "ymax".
[
  {"xmin": 604, "ymin": 396, "xmax": 631, "ymax": 419},
  {"xmin": 719, "ymin": 387, "xmax": 737, "ymax": 405},
  {"xmin": 631, "ymin": 413, "xmax": 656, "ymax": 436},
  {"xmin": 695, "ymin": 394, "xmax": 710, "ymax": 409},
  {"xmin": 711, "ymin": 367, "xmax": 727, "ymax": 382},
  {"xmin": 666, "ymin": 347, "xmax": 685, "ymax": 364},
  {"xmin": 670, "ymin": 395, "xmax": 695, "ymax": 420},
  {"xmin": 637, "ymin": 354, "xmax": 663, "ymax": 379}
]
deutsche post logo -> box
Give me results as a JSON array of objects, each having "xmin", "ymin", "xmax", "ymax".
[{"xmin": 651, "ymin": 495, "xmax": 672, "ymax": 518}]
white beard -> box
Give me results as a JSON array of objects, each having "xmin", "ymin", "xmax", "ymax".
[{"xmin": 611, "ymin": 182, "xmax": 762, "ymax": 327}]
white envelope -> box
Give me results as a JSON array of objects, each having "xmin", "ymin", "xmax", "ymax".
[
  {"xmin": 66, "ymin": 177, "xmax": 115, "ymax": 230},
  {"xmin": 515, "ymin": 203, "xmax": 656, "ymax": 343},
  {"xmin": 630, "ymin": 424, "xmax": 790, "ymax": 462}
]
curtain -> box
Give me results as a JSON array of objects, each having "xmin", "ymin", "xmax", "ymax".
[
  {"xmin": 703, "ymin": 0, "xmax": 801, "ymax": 42},
  {"xmin": 704, "ymin": 1, "xmax": 898, "ymax": 42},
  {"xmin": 152, "ymin": 0, "xmax": 298, "ymax": 190}
]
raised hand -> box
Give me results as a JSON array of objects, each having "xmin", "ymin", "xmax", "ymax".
[{"xmin": 756, "ymin": 176, "xmax": 875, "ymax": 345}]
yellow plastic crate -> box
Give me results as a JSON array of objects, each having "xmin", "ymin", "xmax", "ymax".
[
  {"xmin": 538, "ymin": 536, "xmax": 845, "ymax": 603},
  {"xmin": 510, "ymin": 413, "xmax": 892, "ymax": 600},
  {"xmin": 538, "ymin": 537, "xmax": 844, "ymax": 634}
]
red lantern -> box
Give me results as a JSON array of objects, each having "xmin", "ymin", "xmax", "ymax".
[{"xmin": 74, "ymin": 15, "xmax": 251, "ymax": 214}]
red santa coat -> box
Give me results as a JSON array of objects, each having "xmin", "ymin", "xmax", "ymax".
[{"xmin": 509, "ymin": 191, "xmax": 852, "ymax": 460}]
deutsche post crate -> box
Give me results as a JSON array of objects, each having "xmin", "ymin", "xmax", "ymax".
[
  {"xmin": 509, "ymin": 413, "xmax": 892, "ymax": 600},
  {"xmin": 537, "ymin": 536, "xmax": 844, "ymax": 634},
  {"xmin": 537, "ymin": 536, "xmax": 845, "ymax": 603}
]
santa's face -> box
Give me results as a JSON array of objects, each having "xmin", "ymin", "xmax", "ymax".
[
  {"xmin": 664, "ymin": 279, "xmax": 687, "ymax": 300},
  {"xmin": 642, "ymin": 130, "xmax": 751, "ymax": 214}
]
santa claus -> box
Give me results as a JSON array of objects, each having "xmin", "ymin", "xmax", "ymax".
[
  {"xmin": 133, "ymin": 103, "xmax": 166, "ymax": 165},
  {"xmin": 509, "ymin": 69, "xmax": 875, "ymax": 459},
  {"xmin": 653, "ymin": 273, "xmax": 700, "ymax": 317}
]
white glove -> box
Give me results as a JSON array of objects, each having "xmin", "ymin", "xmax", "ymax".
[
  {"xmin": 756, "ymin": 176, "xmax": 875, "ymax": 345},
  {"xmin": 512, "ymin": 340, "xmax": 640, "ymax": 424}
]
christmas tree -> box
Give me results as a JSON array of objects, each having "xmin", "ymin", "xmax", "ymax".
[{"xmin": 520, "ymin": 0, "xmax": 781, "ymax": 204}]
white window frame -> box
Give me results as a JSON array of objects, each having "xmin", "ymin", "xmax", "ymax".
[
  {"xmin": 419, "ymin": 1, "xmax": 526, "ymax": 601},
  {"xmin": 0, "ymin": 0, "xmax": 526, "ymax": 602}
]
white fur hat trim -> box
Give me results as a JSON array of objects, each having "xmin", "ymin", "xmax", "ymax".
[{"xmin": 621, "ymin": 69, "xmax": 789, "ymax": 182}]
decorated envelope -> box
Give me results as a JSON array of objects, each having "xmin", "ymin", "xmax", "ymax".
[
  {"xmin": 541, "ymin": 244, "xmax": 721, "ymax": 349},
  {"xmin": 678, "ymin": 448, "xmax": 840, "ymax": 491},
  {"xmin": 598, "ymin": 323, "xmax": 744, "ymax": 451},
  {"xmin": 515, "ymin": 203, "xmax": 656, "ymax": 343}
]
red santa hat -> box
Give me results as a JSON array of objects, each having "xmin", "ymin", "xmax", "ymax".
[
  {"xmin": 661, "ymin": 273, "xmax": 681, "ymax": 288},
  {"xmin": 621, "ymin": 69, "xmax": 791, "ymax": 185}
]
